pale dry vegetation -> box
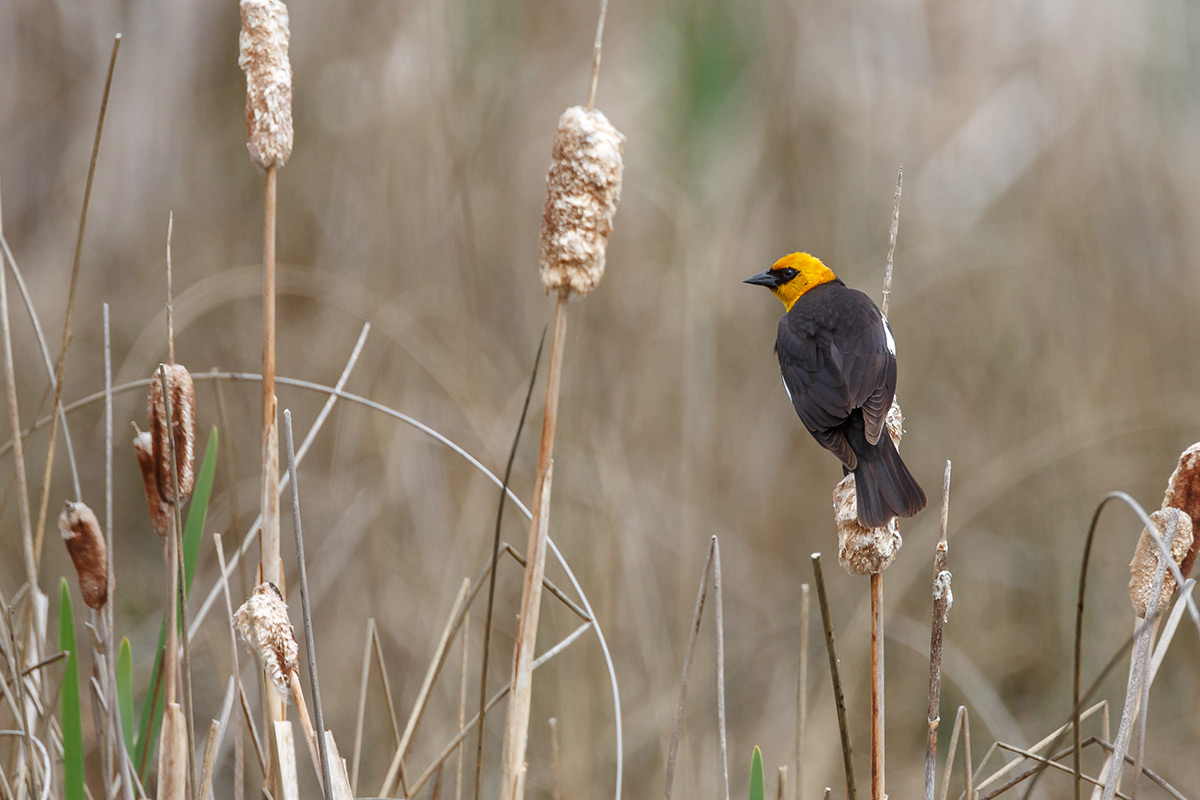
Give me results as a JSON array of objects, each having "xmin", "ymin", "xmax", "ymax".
[{"xmin": 1, "ymin": 0, "xmax": 1199, "ymax": 798}]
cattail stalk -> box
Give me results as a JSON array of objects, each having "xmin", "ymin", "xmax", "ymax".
[
  {"xmin": 499, "ymin": 15, "xmax": 623, "ymax": 793},
  {"xmin": 240, "ymin": 0, "xmax": 293, "ymax": 765}
]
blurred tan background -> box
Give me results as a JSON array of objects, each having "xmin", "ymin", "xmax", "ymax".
[{"xmin": 3, "ymin": 0, "xmax": 1199, "ymax": 796}]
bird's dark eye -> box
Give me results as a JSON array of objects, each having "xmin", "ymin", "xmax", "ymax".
[{"xmin": 781, "ymin": 268, "xmax": 799, "ymax": 281}]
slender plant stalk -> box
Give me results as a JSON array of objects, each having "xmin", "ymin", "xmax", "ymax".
[
  {"xmin": 869, "ymin": 165, "xmax": 902, "ymax": 800},
  {"xmin": 880, "ymin": 167, "xmax": 902, "ymax": 319},
  {"xmin": 33, "ymin": 34, "xmax": 120, "ymax": 568},
  {"xmin": 586, "ymin": 0, "xmax": 609, "ymax": 111},
  {"xmin": 924, "ymin": 461, "xmax": 952, "ymax": 800},
  {"xmin": 549, "ymin": 717, "xmax": 562, "ymax": 800},
  {"xmin": 794, "ymin": 583, "xmax": 809, "ymax": 800},
  {"xmin": 282, "ymin": 409, "xmax": 333, "ymax": 799},
  {"xmin": 812, "ymin": 554, "xmax": 857, "ymax": 800},
  {"xmin": 663, "ymin": 536, "xmax": 716, "ymax": 800},
  {"xmin": 475, "ymin": 328, "xmax": 546, "ymax": 800},
  {"xmin": 259, "ymin": 162, "xmax": 285, "ymax": 788},
  {"xmin": 713, "ymin": 537, "xmax": 730, "ymax": 800},
  {"xmin": 499, "ymin": 291, "xmax": 568, "ymax": 800},
  {"xmin": 869, "ymin": 572, "xmax": 885, "ymax": 800},
  {"xmin": 0, "ymin": 177, "xmax": 36, "ymax": 592}
]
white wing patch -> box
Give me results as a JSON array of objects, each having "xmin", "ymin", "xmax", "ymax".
[
  {"xmin": 882, "ymin": 314, "xmax": 896, "ymax": 356},
  {"xmin": 781, "ymin": 372, "xmax": 793, "ymax": 402}
]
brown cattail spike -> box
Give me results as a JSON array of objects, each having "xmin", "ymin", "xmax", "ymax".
[
  {"xmin": 133, "ymin": 429, "xmax": 171, "ymax": 539},
  {"xmin": 234, "ymin": 582, "xmax": 299, "ymax": 699},
  {"xmin": 835, "ymin": 401, "xmax": 905, "ymax": 575},
  {"xmin": 539, "ymin": 106, "xmax": 624, "ymax": 296},
  {"xmin": 239, "ymin": 0, "xmax": 293, "ymax": 169},
  {"xmin": 1161, "ymin": 441, "xmax": 1200, "ymax": 577},
  {"xmin": 1128, "ymin": 508, "xmax": 1193, "ymax": 617},
  {"xmin": 148, "ymin": 364, "xmax": 196, "ymax": 505},
  {"xmin": 59, "ymin": 501, "xmax": 107, "ymax": 610}
]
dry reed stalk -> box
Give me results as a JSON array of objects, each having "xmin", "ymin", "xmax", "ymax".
[
  {"xmin": 198, "ymin": 718, "xmax": 221, "ymax": 800},
  {"xmin": 869, "ymin": 572, "xmax": 884, "ymax": 800},
  {"xmin": 32, "ymin": 34, "xmax": 119, "ymax": 570},
  {"xmin": 549, "ymin": 717, "xmax": 561, "ymax": 800},
  {"xmin": 282, "ymin": 409, "xmax": 333, "ymax": 798},
  {"xmin": 812, "ymin": 553, "xmax": 857, "ymax": 800},
  {"xmin": 158, "ymin": 703, "xmax": 188, "ymax": 800},
  {"xmin": 59, "ymin": 501, "xmax": 107, "ymax": 610},
  {"xmin": 476, "ymin": 330, "xmax": 544, "ymax": 800},
  {"xmin": 924, "ymin": 462, "xmax": 953, "ymax": 800},
  {"xmin": 0, "ymin": 177, "xmax": 37, "ymax": 589},
  {"xmin": 456, "ymin": 616, "xmax": 469, "ymax": 800},
  {"xmin": 499, "ymin": 342, "xmax": 563, "ymax": 798},
  {"xmin": 663, "ymin": 536, "xmax": 714, "ymax": 800},
  {"xmin": 241, "ymin": 0, "xmax": 292, "ymax": 761},
  {"xmin": 501, "ymin": 67, "xmax": 624, "ymax": 798},
  {"xmin": 777, "ymin": 768, "xmax": 787, "ymax": 800},
  {"xmin": 407, "ymin": 622, "xmax": 593, "ymax": 798},
  {"xmin": 794, "ymin": 583, "xmax": 809, "ymax": 800},
  {"xmin": 273, "ymin": 722, "xmax": 300, "ymax": 800},
  {"xmin": 378, "ymin": 578, "xmax": 471, "ymax": 797}
]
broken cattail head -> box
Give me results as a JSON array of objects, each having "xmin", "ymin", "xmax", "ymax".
[
  {"xmin": 133, "ymin": 430, "xmax": 171, "ymax": 539},
  {"xmin": 59, "ymin": 501, "xmax": 107, "ymax": 610},
  {"xmin": 239, "ymin": 0, "xmax": 293, "ymax": 169},
  {"xmin": 1161, "ymin": 441, "xmax": 1200, "ymax": 577},
  {"xmin": 148, "ymin": 364, "xmax": 195, "ymax": 505},
  {"xmin": 539, "ymin": 106, "xmax": 625, "ymax": 296},
  {"xmin": 234, "ymin": 582, "xmax": 298, "ymax": 699},
  {"xmin": 836, "ymin": 401, "xmax": 906, "ymax": 575},
  {"xmin": 1128, "ymin": 507, "xmax": 1193, "ymax": 618}
]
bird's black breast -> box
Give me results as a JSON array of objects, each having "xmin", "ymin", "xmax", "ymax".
[{"xmin": 775, "ymin": 280, "xmax": 896, "ymax": 465}]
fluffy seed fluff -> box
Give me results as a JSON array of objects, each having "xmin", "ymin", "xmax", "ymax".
[
  {"xmin": 239, "ymin": 0, "xmax": 293, "ymax": 169},
  {"xmin": 234, "ymin": 582, "xmax": 298, "ymax": 698},
  {"xmin": 148, "ymin": 364, "xmax": 196, "ymax": 505},
  {"xmin": 539, "ymin": 106, "xmax": 624, "ymax": 296},
  {"xmin": 835, "ymin": 401, "xmax": 905, "ymax": 575},
  {"xmin": 1128, "ymin": 508, "xmax": 1192, "ymax": 618},
  {"xmin": 59, "ymin": 501, "xmax": 107, "ymax": 610},
  {"xmin": 1160, "ymin": 441, "xmax": 1200, "ymax": 577}
]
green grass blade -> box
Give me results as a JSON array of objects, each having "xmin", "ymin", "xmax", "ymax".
[
  {"xmin": 749, "ymin": 746, "xmax": 765, "ymax": 800},
  {"xmin": 59, "ymin": 579, "xmax": 85, "ymax": 800},
  {"xmin": 117, "ymin": 637, "xmax": 135, "ymax": 756},
  {"xmin": 182, "ymin": 426, "xmax": 217, "ymax": 590},
  {"xmin": 133, "ymin": 426, "xmax": 218, "ymax": 778}
]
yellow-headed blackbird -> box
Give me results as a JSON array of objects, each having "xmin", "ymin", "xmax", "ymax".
[{"xmin": 745, "ymin": 252, "xmax": 927, "ymax": 527}]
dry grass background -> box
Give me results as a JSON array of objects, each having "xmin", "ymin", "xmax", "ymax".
[{"xmin": 3, "ymin": 0, "xmax": 1200, "ymax": 796}]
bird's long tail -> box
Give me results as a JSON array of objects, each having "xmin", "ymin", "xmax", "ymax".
[{"xmin": 852, "ymin": 433, "xmax": 927, "ymax": 528}]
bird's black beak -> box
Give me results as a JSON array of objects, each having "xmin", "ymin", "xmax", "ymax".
[{"xmin": 743, "ymin": 269, "xmax": 780, "ymax": 288}]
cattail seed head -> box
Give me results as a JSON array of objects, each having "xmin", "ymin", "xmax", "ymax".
[
  {"xmin": 539, "ymin": 106, "xmax": 624, "ymax": 296},
  {"xmin": 1128, "ymin": 507, "xmax": 1192, "ymax": 617},
  {"xmin": 1161, "ymin": 441, "xmax": 1200, "ymax": 577},
  {"xmin": 836, "ymin": 401, "xmax": 905, "ymax": 575},
  {"xmin": 148, "ymin": 364, "xmax": 195, "ymax": 505},
  {"xmin": 234, "ymin": 582, "xmax": 298, "ymax": 699},
  {"xmin": 59, "ymin": 501, "xmax": 107, "ymax": 610},
  {"xmin": 133, "ymin": 430, "xmax": 171, "ymax": 539},
  {"xmin": 239, "ymin": 0, "xmax": 293, "ymax": 169}
]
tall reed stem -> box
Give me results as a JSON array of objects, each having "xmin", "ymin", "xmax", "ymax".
[
  {"xmin": 870, "ymin": 572, "xmax": 885, "ymax": 800},
  {"xmin": 499, "ymin": 290, "xmax": 568, "ymax": 800}
]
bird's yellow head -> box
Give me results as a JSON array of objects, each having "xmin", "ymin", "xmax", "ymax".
[{"xmin": 743, "ymin": 252, "xmax": 838, "ymax": 311}]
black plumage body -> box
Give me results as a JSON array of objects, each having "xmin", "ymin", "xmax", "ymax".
[{"xmin": 775, "ymin": 279, "xmax": 927, "ymax": 527}]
